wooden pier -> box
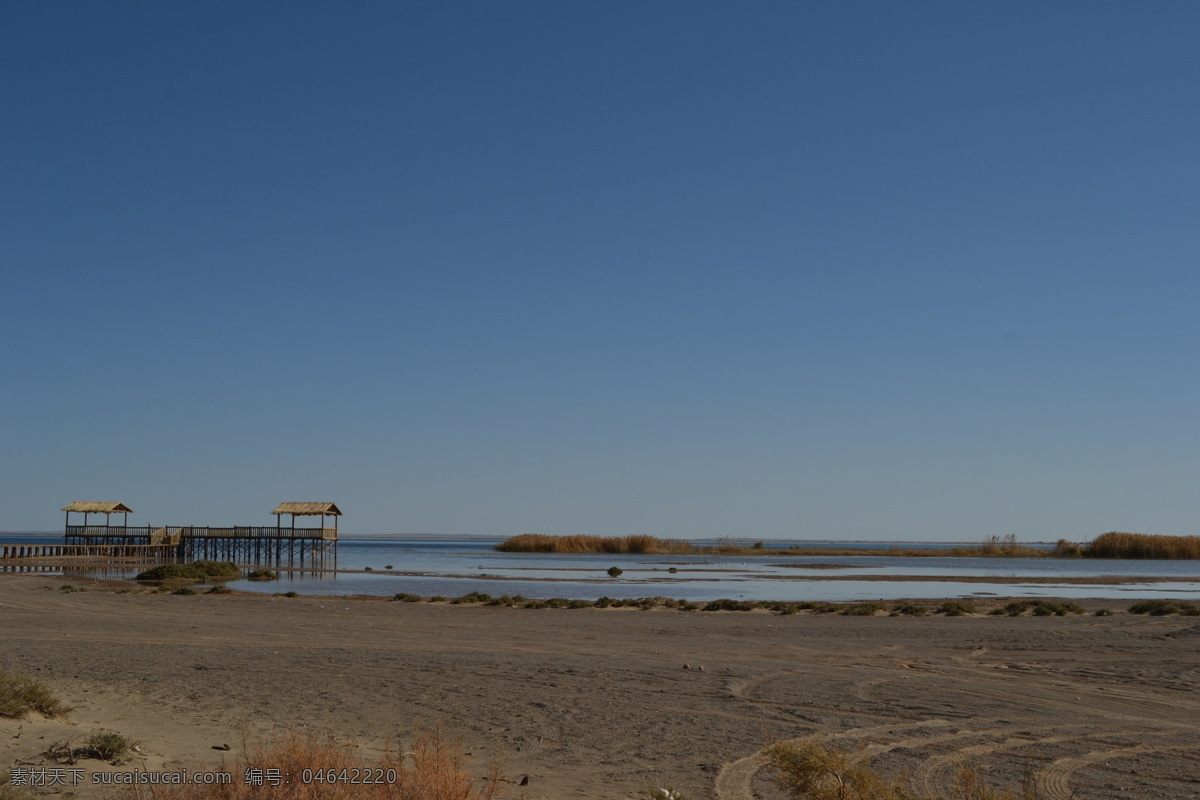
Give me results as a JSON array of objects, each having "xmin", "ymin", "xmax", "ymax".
[
  {"xmin": 0, "ymin": 543, "xmax": 177, "ymax": 560},
  {"xmin": 54, "ymin": 501, "xmax": 342, "ymax": 568}
]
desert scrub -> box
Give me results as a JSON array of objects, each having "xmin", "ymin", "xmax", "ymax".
[
  {"xmin": 451, "ymin": 592, "xmax": 492, "ymax": 604},
  {"xmin": 841, "ymin": 602, "xmax": 886, "ymax": 616},
  {"xmin": 87, "ymin": 729, "xmax": 504, "ymax": 800},
  {"xmin": 1, "ymin": 771, "xmax": 35, "ymax": 800},
  {"xmin": 86, "ymin": 730, "xmax": 133, "ymax": 761},
  {"xmin": 393, "ymin": 593, "xmax": 423, "ymax": 602},
  {"xmin": 937, "ymin": 600, "xmax": 976, "ymax": 616},
  {"xmin": 172, "ymin": 587, "xmax": 197, "ymax": 595},
  {"xmin": 0, "ymin": 669, "xmax": 70, "ymax": 719},
  {"xmin": 206, "ymin": 584, "xmax": 232, "ymax": 594},
  {"xmin": 767, "ymin": 737, "xmax": 1041, "ymax": 800},
  {"xmin": 1129, "ymin": 599, "xmax": 1200, "ymax": 616},
  {"xmin": 703, "ymin": 598, "xmax": 758, "ymax": 612},
  {"xmin": 890, "ymin": 603, "xmax": 928, "ymax": 616}
]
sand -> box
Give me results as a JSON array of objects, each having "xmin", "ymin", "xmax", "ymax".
[{"xmin": 2, "ymin": 575, "xmax": 1199, "ymax": 799}]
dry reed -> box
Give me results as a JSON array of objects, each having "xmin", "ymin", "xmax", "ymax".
[{"xmin": 1084, "ymin": 531, "xmax": 1200, "ymax": 559}]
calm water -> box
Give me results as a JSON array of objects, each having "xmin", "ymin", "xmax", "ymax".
[{"xmin": 6, "ymin": 534, "xmax": 1200, "ymax": 602}]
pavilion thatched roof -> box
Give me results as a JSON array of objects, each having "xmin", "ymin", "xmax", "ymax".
[
  {"xmin": 62, "ymin": 501, "xmax": 134, "ymax": 513},
  {"xmin": 272, "ymin": 502, "xmax": 342, "ymax": 516}
]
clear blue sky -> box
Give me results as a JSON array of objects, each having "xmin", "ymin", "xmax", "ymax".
[{"xmin": 3, "ymin": 2, "xmax": 1198, "ymax": 539}]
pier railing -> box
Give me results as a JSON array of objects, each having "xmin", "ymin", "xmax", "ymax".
[{"xmin": 65, "ymin": 525, "xmax": 337, "ymax": 540}]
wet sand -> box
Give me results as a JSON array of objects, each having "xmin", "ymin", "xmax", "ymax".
[{"xmin": 2, "ymin": 574, "xmax": 1199, "ymax": 799}]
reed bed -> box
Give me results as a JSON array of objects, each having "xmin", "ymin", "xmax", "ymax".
[
  {"xmin": 497, "ymin": 532, "xmax": 1200, "ymax": 559},
  {"xmin": 1084, "ymin": 531, "xmax": 1200, "ymax": 559},
  {"xmin": 495, "ymin": 534, "xmax": 693, "ymax": 554},
  {"xmin": 495, "ymin": 533, "xmax": 1050, "ymax": 558}
]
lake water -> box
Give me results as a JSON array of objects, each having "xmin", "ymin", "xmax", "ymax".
[{"xmin": 5, "ymin": 534, "xmax": 1200, "ymax": 602}]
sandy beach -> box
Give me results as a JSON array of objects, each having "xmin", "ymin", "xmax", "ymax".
[{"xmin": 3, "ymin": 574, "xmax": 1199, "ymax": 800}]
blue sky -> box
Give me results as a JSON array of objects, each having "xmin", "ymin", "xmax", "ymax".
[{"xmin": 3, "ymin": 2, "xmax": 1198, "ymax": 539}]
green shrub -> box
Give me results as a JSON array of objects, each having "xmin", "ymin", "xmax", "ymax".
[
  {"xmin": 891, "ymin": 603, "xmax": 928, "ymax": 616},
  {"xmin": 1095, "ymin": 608, "xmax": 1114, "ymax": 616},
  {"xmin": 136, "ymin": 561, "xmax": 239, "ymax": 581},
  {"xmin": 702, "ymin": 598, "xmax": 758, "ymax": 612},
  {"xmin": 206, "ymin": 585, "xmax": 232, "ymax": 594},
  {"xmin": 451, "ymin": 592, "xmax": 492, "ymax": 604},
  {"xmin": 841, "ymin": 602, "xmax": 885, "ymax": 616},
  {"xmin": 393, "ymin": 593, "xmax": 423, "ymax": 602},
  {"xmin": 607, "ymin": 566, "xmax": 624, "ymax": 577},
  {"xmin": 1129, "ymin": 599, "xmax": 1200, "ymax": 616},
  {"xmin": 284, "ymin": 591, "xmax": 299, "ymax": 598},
  {"xmin": 172, "ymin": 587, "xmax": 196, "ymax": 595},
  {"xmin": 937, "ymin": 600, "xmax": 976, "ymax": 616},
  {"xmin": 246, "ymin": 570, "xmax": 277, "ymax": 581}
]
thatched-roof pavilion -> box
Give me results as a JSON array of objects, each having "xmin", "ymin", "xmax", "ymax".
[
  {"xmin": 272, "ymin": 502, "xmax": 341, "ymax": 535},
  {"xmin": 62, "ymin": 501, "xmax": 133, "ymax": 528}
]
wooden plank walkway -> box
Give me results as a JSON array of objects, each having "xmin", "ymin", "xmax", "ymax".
[{"xmin": 0, "ymin": 544, "xmax": 177, "ymax": 560}]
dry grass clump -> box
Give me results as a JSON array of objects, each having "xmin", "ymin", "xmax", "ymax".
[
  {"xmin": 0, "ymin": 669, "xmax": 70, "ymax": 719},
  {"xmin": 113, "ymin": 729, "xmax": 502, "ymax": 800},
  {"xmin": 496, "ymin": 534, "xmax": 691, "ymax": 554},
  {"xmin": 1, "ymin": 771, "xmax": 35, "ymax": 800},
  {"xmin": 1085, "ymin": 531, "xmax": 1200, "ymax": 559},
  {"xmin": 766, "ymin": 738, "xmax": 1041, "ymax": 799}
]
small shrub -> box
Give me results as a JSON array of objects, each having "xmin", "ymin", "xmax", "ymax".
[
  {"xmin": 567, "ymin": 599, "xmax": 592, "ymax": 609},
  {"xmin": 136, "ymin": 561, "xmax": 239, "ymax": 581},
  {"xmin": 206, "ymin": 585, "xmax": 232, "ymax": 594},
  {"xmin": 767, "ymin": 737, "xmax": 1034, "ymax": 800},
  {"xmin": 891, "ymin": 603, "xmax": 928, "ymax": 616},
  {"xmin": 427, "ymin": 596, "xmax": 445, "ymax": 603},
  {"xmin": 1130, "ymin": 599, "xmax": 1200, "ymax": 616},
  {"xmin": 284, "ymin": 591, "xmax": 299, "ymax": 598},
  {"xmin": 0, "ymin": 669, "xmax": 70, "ymax": 719},
  {"xmin": 1095, "ymin": 608, "xmax": 1114, "ymax": 616},
  {"xmin": 841, "ymin": 602, "xmax": 885, "ymax": 616},
  {"xmin": 702, "ymin": 599, "xmax": 757, "ymax": 612},
  {"xmin": 997, "ymin": 601, "xmax": 1031, "ymax": 617},
  {"xmin": 364, "ymin": 566, "xmax": 373, "ymax": 571},
  {"xmin": 385, "ymin": 565, "xmax": 394, "ymax": 569},
  {"xmin": 86, "ymin": 730, "xmax": 132, "ymax": 761},
  {"xmin": 190, "ymin": 560, "xmax": 241, "ymax": 578},
  {"xmin": 246, "ymin": 570, "xmax": 278, "ymax": 581},
  {"xmin": 938, "ymin": 600, "xmax": 976, "ymax": 616},
  {"xmin": 607, "ymin": 566, "xmax": 624, "ymax": 578},
  {"xmin": 451, "ymin": 592, "xmax": 492, "ymax": 605},
  {"xmin": 172, "ymin": 587, "xmax": 197, "ymax": 596},
  {"xmin": 393, "ymin": 593, "xmax": 422, "ymax": 603}
]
